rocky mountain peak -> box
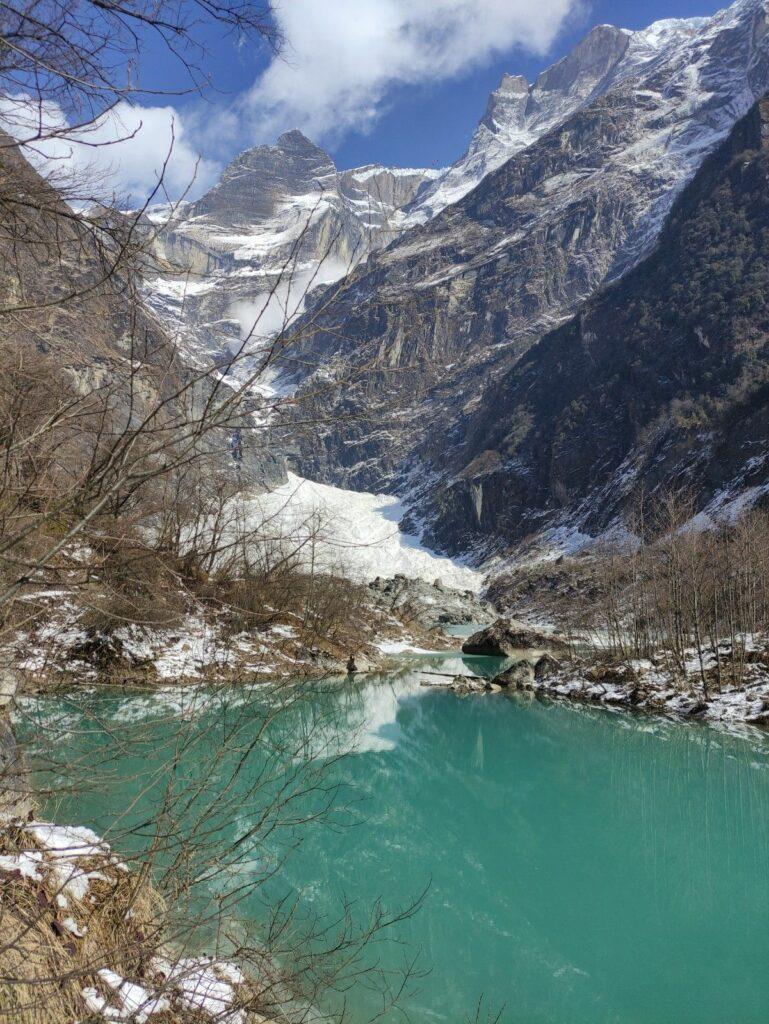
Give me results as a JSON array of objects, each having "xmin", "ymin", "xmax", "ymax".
[
  {"xmin": 143, "ymin": 129, "xmax": 438, "ymax": 381},
  {"xmin": 532, "ymin": 23, "xmax": 629, "ymax": 99},
  {"xmin": 275, "ymin": 128, "xmax": 325, "ymax": 155},
  {"xmin": 498, "ymin": 72, "xmax": 528, "ymax": 93},
  {"xmin": 480, "ymin": 73, "xmax": 529, "ymax": 135},
  {"xmin": 397, "ymin": 20, "xmax": 639, "ymax": 226},
  {"xmin": 276, "ymin": 0, "xmax": 769, "ymax": 553},
  {"xmin": 397, "ymin": 0, "xmax": 769, "ymax": 229},
  {"xmin": 190, "ymin": 131, "xmax": 335, "ymax": 225}
]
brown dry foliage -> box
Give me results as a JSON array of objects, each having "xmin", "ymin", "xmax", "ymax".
[{"xmin": 585, "ymin": 491, "xmax": 769, "ymax": 691}]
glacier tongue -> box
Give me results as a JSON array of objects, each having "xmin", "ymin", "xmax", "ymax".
[{"xmin": 242, "ymin": 473, "xmax": 483, "ymax": 591}]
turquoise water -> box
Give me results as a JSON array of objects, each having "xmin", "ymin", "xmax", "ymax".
[
  {"xmin": 15, "ymin": 653, "xmax": 769, "ymax": 1024},
  {"xmin": 441, "ymin": 621, "xmax": 489, "ymax": 638}
]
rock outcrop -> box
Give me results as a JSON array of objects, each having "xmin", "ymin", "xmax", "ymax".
[
  {"xmin": 461, "ymin": 619, "xmax": 567, "ymax": 656},
  {"xmin": 368, "ymin": 575, "xmax": 493, "ymax": 631},
  {"xmin": 493, "ymin": 660, "xmax": 536, "ymax": 690}
]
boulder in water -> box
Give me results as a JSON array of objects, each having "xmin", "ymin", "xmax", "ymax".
[
  {"xmin": 451, "ymin": 676, "xmax": 487, "ymax": 696},
  {"xmin": 493, "ymin": 659, "xmax": 536, "ymax": 690},
  {"xmin": 462, "ymin": 618, "xmax": 566, "ymax": 656},
  {"xmin": 347, "ymin": 653, "xmax": 373, "ymax": 674}
]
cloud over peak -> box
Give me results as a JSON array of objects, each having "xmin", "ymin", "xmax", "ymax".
[
  {"xmin": 0, "ymin": 96, "xmax": 221, "ymax": 205},
  {"xmin": 245, "ymin": 0, "xmax": 583, "ymax": 144},
  {"xmin": 0, "ymin": 0, "xmax": 585, "ymax": 203}
]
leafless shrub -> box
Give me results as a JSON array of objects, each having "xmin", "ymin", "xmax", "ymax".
[
  {"xmin": 584, "ymin": 490, "xmax": 769, "ymax": 693},
  {"xmin": 0, "ymin": 3, "xmax": 442, "ymax": 1016}
]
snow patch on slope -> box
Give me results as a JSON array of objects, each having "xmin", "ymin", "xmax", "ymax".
[{"xmin": 246, "ymin": 473, "xmax": 482, "ymax": 591}]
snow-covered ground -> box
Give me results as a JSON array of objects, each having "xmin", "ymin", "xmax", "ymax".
[
  {"xmin": 537, "ymin": 649, "xmax": 769, "ymax": 733},
  {"xmin": 244, "ymin": 473, "xmax": 483, "ymax": 592},
  {"xmin": 0, "ymin": 817, "xmax": 252, "ymax": 1024}
]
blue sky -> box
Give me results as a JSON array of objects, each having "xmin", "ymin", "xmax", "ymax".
[
  {"xmin": 165, "ymin": 0, "xmax": 729, "ymax": 172},
  {"xmin": 332, "ymin": 0, "xmax": 728, "ymax": 170},
  {"xmin": 22, "ymin": 0, "xmax": 731, "ymax": 201}
]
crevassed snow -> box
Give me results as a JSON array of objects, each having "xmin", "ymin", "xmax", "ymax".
[{"xmin": 245, "ymin": 473, "xmax": 482, "ymax": 591}]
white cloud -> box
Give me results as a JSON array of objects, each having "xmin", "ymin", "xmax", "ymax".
[
  {"xmin": 0, "ymin": 2, "xmax": 586, "ymax": 200},
  {"xmin": 0, "ymin": 96, "xmax": 220, "ymax": 204},
  {"xmin": 244, "ymin": 0, "xmax": 583, "ymax": 143}
]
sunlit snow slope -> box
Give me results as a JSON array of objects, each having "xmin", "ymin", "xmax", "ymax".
[{"xmin": 243, "ymin": 473, "xmax": 482, "ymax": 591}]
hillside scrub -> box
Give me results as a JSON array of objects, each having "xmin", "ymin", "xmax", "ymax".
[{"xmin": 580, "ymin": 495, "xmax": 769, "ymax": 696}]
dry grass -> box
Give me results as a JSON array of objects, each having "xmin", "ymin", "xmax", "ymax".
[
  {"xmin": 0, "ymin": 822, "xmax": 267, "ymax": 1023},
  {"xmin": 0, "ymin": 823, "xmax": 164, "ymax": 1023}
]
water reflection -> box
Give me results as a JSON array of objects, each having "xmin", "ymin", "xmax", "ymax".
[{"xmin": 16, "ymin": 662, "xmax": 769, "ymax": 1024}]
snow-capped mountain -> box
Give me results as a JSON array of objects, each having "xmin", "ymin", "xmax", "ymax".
[
  {"xmin": 396, "ymin": 14, "xmax": 730, "ymax": 227},
  {"xmin": 140, "ymin": 0, "xmax": 769, "ymax": 562},
  {"xmin": 397, "ymin": 23, "xmax": 636, "ymax": 226},
  {"xmin": 143, "ymin": 7, "xmax": 738, "ymax": 388},
  {"xmin": 143, "ymin": 130, "xmax": 438, "ymax": 385},
  {"xmin": 277, "ymin": 0, "xmax": 769, "ymax": 547}
]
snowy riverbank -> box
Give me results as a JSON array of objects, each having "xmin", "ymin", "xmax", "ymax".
[
  {"xmin": 3, "ymin": 573, "xmax": 491, "ymax": 690},
  {"xmin": 434, "ymin": 633, "xmax": 769, "ymax": 730},
  {"xmin": 535, "ymin": 645, "xmax": 769, "ymax": 729},
  {"xmin": 0, "ymin": 816, "xmax": 269, "ymax": 1023}
]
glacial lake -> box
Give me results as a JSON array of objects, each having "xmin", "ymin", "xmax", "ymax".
[{"xmin": 16, "ymin": 652, "xmax": 769, "ymax": 1024}]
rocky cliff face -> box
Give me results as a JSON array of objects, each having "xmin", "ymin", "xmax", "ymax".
[
  {"xmin": 396, "ymin": 23, "xmax": 635, "ymax": 226},
  {"xmin": 143, "ymin": 132, "xmax": 438, "ymax": 394},
  {"xmin": 277, "ymin": 0, "xmax": 769, "ymax": 545},
  {"xmin": 0, "ymin": 139, "xmax": 186, "ymax": 417},
  {"xmin": 0, "ymin": 138, "xmax": 286, "ymax": 491},
  {"xmin": 134, "ymin": 0, "xmax": 769, "ymax": 564},
  {"xmin": 420, "ymin": 97, "xmax": 769, "ymax": 555}
]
